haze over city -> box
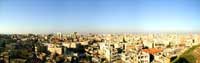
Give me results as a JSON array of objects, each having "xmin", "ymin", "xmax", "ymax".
[{"xmin": 1, "ymin": 0, "xmax": 200, "ymax": 33}]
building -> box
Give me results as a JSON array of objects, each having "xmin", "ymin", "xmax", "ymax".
[{"xmin": 47, "ymin": 44, "xmax": 62, "ymax": 55}]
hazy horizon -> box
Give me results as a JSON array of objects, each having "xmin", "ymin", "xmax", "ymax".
[{"xmin": 1, "ymin": 0, "xmax": 200, "ymax": 33}]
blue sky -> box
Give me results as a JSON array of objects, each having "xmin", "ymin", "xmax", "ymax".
[{"xmin": 0, "ymin": 0, "xmax": 200, "ymax": 33}]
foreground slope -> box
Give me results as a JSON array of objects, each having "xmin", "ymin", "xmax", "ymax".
[{"xmin": 172, "ymin": 44, "xmax": 200, "ymax": 63}]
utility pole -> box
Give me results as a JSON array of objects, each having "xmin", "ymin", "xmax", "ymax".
[
  {"xmin": 109, "ymin": 41, "xmax": 112, "ymax": 63},
  {"xmin": 8, "ymin": 50, "xmax": 11, "ymax": 63}
]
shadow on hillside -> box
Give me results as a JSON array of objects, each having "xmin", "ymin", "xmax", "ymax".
[{"xmin": 173, "ymin": 57, "xmax": 189, "ymax": 63}]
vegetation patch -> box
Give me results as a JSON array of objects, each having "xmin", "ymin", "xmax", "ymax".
[{"xmin": 172, "ymin": 44, "xmax": 200, "ymax": 63}]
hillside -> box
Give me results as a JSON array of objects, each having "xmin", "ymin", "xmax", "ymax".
[{"xmin": 172, "ymin": 44, "xmax": 200, "ymax": 63}]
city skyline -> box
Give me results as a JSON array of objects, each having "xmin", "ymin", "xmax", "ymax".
[{"xmin": 1, "ymin": 0, "xmax": 200, "ymax": 33}]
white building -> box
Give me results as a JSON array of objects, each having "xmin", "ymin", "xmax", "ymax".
[
  {"xmin": 137, "ymin": 51, "xmax": 150, "ymax": 63},
  {"xmin": 47, "ymin": 44, "xmax": 62, "ymax": 55}
]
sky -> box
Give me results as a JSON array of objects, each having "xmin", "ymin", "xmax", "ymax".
[{"xmin": 0, "ymin": 0, "xmax": 200, "ymax": 33}]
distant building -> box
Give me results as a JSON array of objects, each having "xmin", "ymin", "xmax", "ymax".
[{"xmin": 47, "ymin": 44, "xmax": 62, "ymax": 55}]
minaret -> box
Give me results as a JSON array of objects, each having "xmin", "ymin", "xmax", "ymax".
[
  {"xmin": 35, "ymin": 44, "xmax": 38, "ymax": 55},
  {"xmin": 152, "ymin": 42, "xmax": 154, "ymax": 48}
]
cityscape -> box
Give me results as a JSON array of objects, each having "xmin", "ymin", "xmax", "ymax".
[
  {"xmin": 1, "ymin": 0, "xmax": 200, "ymax": 63},
  {"xmin": 0, "ymin": 32, "xmax": 200, "ymax": 63}
]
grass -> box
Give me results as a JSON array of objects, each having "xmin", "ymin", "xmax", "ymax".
[{"xmin": 172, "ymin": 44, "xmax": 200, "ymax": 63}]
